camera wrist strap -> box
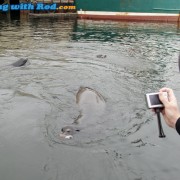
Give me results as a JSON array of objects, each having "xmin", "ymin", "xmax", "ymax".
[{"xmin": 155, "ymin": 108, "xmax": 166, "ymax": 138}]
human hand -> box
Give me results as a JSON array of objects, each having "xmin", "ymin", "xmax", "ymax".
[{"xmin": 159, "ymin": 87, "xmax": 180, "ymax": 128}]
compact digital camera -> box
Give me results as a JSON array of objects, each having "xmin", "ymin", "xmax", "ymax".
[{"xmin": 146, "ymin": 92, "xmax": 167, "ymax": 109}]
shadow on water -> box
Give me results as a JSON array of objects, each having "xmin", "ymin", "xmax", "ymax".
[{"xmin": 0, "ymin": 18, "xmax": 180, "ymax": 180}]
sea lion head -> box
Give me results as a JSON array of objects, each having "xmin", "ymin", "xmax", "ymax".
[
  {"xmin": 59, "ymin": 126, "xmax": 80, "ymax": 139},
  {"xmin": 12, "ymin": 58, "xmax": 28, "ymax": 67}
]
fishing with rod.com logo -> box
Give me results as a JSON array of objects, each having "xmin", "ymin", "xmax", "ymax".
[{"xmin": 0, "ymin": 3, "xmax": 76, "ymax": 12}]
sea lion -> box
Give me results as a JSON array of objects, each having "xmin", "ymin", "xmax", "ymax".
[
  {"xmin": 96, "ymin": 54, "xmax": 107, "ymax": 58},
  {"xmin": 1, "ymin": 58, "xmax": 29, "ymax": 70},
  {"xmin": 59, "ymin": 87, "xmax": 106, "ymax": 139},
  {"xmin": 12, "ymin": 58, "xmax": 28, "ymax": 67}
]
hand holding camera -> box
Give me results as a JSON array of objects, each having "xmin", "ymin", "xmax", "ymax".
[
  {"xmin": 146, "ymin": 88, "xmax": 180, "ymax": 137},
  {"xmin": 159, "ymin": 88, "xmax": 180, "ymax": 129}
]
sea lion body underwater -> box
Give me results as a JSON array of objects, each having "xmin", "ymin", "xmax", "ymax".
[{"xmin": 59, "ymin": 87, "xmax": 106, "ymax": 139}]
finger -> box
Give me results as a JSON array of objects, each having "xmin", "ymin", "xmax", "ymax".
[
  {"xmin": 159, "ymin": 87, "xmax": 171, "ymax": 93},
  {"xmin": 152, "ymin": 108, "xmax": 164, "ymax": 114},
  {"xmin": 159, "ymin": 92, "xmax": 169, "ymax": 106},
  {"xmin": 159, "ymin": 88, "xmax": 176, "ymax": 102}
]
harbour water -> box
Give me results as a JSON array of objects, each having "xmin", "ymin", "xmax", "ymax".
[{"xmin": 0, "ymin": 17, "xmax": 180, "ymax": 180}]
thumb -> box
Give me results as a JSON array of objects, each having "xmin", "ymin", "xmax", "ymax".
[{"xmin": 159, "ymin": 92, "xmax": 169, "ymax": 106}]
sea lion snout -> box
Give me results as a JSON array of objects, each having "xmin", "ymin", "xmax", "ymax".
[{"xmin": 59, "ymin": 126, "xmax": 80, "ymax": 139}]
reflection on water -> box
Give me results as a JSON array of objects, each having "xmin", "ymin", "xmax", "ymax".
[{"xmin": 0, "ymin": 17, "xmax": 180, "ymax": 180}]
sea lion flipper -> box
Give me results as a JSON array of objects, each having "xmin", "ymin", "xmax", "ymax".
[{"xmin": 73, "ymin": 113, "xmax": 83, "ymax": 124}]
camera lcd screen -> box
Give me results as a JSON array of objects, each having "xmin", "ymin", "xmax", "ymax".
[{"xmin": 149, "ymin": 94, "xmax": 162, "ymax": 106}]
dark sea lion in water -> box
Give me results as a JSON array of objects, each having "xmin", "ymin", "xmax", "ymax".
[
  {"xmin": 12, "ymin": 58, "xmax": 28, "ymax": 67},
  {"xmin": 1, "ymin": 58, "xmax": 29, "ymax": 70},
  {"xmin": 59, "ymin": 126, "xmax": 80, "ymax": 139},
  {"xmin": 96, "ymin": 54, "xmax": 107, "ymax": 58},
  {"xmin": 59, "ymin": 87, "xmax": 106, "ymax": 139}
]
